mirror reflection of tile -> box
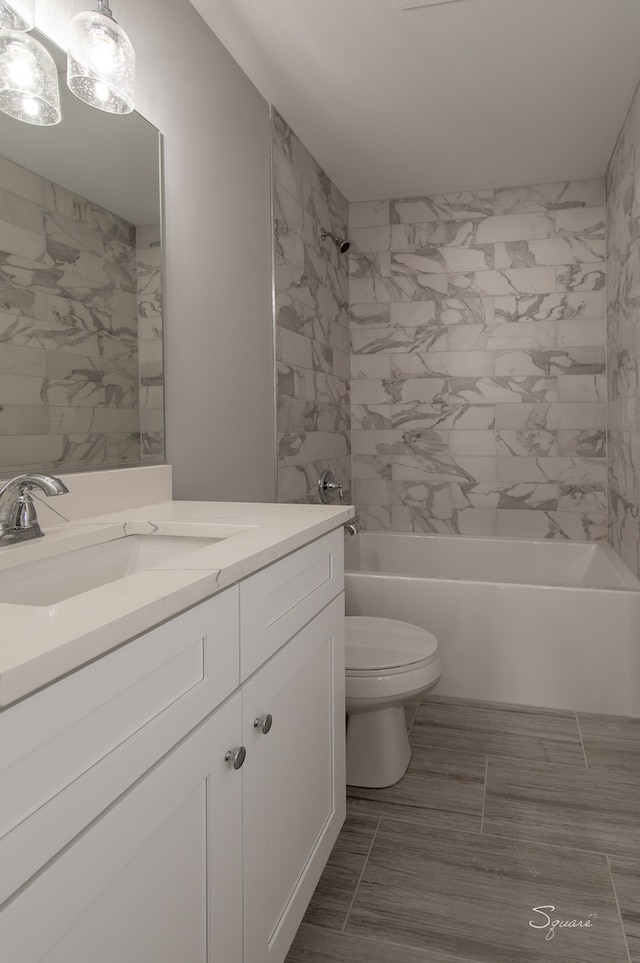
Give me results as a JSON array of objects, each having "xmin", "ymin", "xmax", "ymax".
[{"xmin": 0, "ymin": 158, "xmax": 163, "ymax": 473}]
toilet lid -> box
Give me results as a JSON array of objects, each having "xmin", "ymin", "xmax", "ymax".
[{"xmin": 345, "ymin": 616, "xmax": 439, "ymax": 671}]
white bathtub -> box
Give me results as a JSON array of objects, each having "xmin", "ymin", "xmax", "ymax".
[{"xmin": 344, "ymin": 533, "xmax": 640, "ymax": 716}]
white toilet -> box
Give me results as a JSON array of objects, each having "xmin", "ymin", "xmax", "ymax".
[{"xmin": 345, "ymin": 616, "xmax": 443, "ymax": 788}]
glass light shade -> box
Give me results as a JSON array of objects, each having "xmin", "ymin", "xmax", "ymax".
[
  {"xmin": 67, "ymin": 8, "xmax": 134, "ymax": 114},
  {"xmin": 0, "ymin": 30, "xmax": 61, "ymax": 126},
  {"xmin": 0, "ymin": 0, "xmax": 35, "ymax": 31}
]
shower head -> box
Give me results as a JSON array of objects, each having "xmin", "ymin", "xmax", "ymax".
[{"xmin": 320, "ymin": 229, "xmax": 350, "ymax": 254}]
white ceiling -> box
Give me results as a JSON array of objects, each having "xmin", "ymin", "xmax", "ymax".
[{"xmin": 189, "ymin": 0, "xmax": 640, "ymax": 202}]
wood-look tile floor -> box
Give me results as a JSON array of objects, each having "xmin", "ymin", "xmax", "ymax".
[{"xmin": 286, "ymin": 696, "xmax": 640, "ymax": 963}]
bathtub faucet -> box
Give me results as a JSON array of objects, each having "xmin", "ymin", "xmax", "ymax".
[{"xmin": 344, "ymin": 518, "xmax": 360, "ymax": 536}]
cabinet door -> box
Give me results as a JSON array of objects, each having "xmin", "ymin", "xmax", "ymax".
[
  {"xmin": 0, "ymin": 694, "xmax": 244, "ymax": 963},
  {"xmin": 242, "ymin": 595, "xmax": 346, "ymax": 963}
]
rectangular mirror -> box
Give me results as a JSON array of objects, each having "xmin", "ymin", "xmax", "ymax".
[{"xmin": 0, "ymin": 29, "xmax": 164, "ymax": 476}]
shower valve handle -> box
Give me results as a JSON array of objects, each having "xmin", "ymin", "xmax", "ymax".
[{"xmin": 318, "ymin": 469, "xmax": 344, "ymax": 503}]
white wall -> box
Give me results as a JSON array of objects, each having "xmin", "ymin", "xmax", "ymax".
[{"xmin": 37, "ymin": 0, "xmax": 276, "ymax": 502}]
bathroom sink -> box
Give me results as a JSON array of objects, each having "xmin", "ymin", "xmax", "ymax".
[{"xmin": 0, "ymin": 533, "xmax": 225, "ymax": 606}]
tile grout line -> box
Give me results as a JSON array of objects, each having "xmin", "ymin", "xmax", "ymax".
[
  {"xmin": 340, "ymin": 815, "xmax": 382, "ymax": 935},
  {"xmin": 480, "ymin": 755, "xmax": 489, "ymax": 833},
  {"xmin": 478, "ymin": 826, "xmax": 625, "ymax": 860},
  {"xmin": 606, "ymin": 854, "xmax": 633, "ymax": 963},
  {"xmin": 575, "ymin": 711, "xmax": 589, "ymax": 768},
  {"xmin": 407, "ymin": 697, "xmax": 420, "ymax": 733},
  {"xmin": 302, "ymin": 921, "xmax": 484, "ymax": 963}
]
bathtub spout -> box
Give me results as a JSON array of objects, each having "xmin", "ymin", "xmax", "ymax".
[{"xmin": 344, "ymin": 518, "xmax": 360, "ymax": 536}]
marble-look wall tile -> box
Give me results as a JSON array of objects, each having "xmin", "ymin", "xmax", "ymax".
[
  {"xmin": 0, "ymin": 158, "xmax": 158, "ymax": 472},
  {"xmin": 350, "ymin": 178, "xmax": 607, "ymax": 539},
  {"xmin": 607, "ymin": 81, "xmax": 640, "ymax": 576},
  {"xmin": 137, "ymin": 223, "xmax": 163, "ymax": 462},
  {"xmin": 272, "ymin": 109, "xmax": 350, "ymax": 504}
]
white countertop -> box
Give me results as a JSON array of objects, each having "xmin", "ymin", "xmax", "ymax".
[{"xmin": 0, "ymin": 500, "xmax": 353, "ymax": 709}]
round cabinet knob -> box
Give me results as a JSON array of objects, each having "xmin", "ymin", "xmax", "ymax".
[
  {"xmin": 253, "ymin": 713, "xmax": 273, "ymax": 735},
  {"xmin": 225, "ymin": 746, "xmax": 247, "ymax": 770}
]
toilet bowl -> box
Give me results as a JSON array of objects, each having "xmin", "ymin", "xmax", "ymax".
[{"xmin": 345, "ymin": 616, "xmax": 442, "ymax": 788}]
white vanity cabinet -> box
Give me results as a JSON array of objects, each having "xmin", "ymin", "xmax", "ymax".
[
  {"xmin": 242, "ymin": 595, "xmax": 345, "ymax": 963},
  {"xmin": 0, "ymin": 528, "xmax": 345, "ymax": 963}
]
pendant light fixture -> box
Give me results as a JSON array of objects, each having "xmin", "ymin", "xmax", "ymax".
[
  {"xmin": 0, "ymin": 28, "xmax": 61, "ymax": 125},
  {"xmin": 67, "ymin": 0, "xmax": 135, "ymax": 115},
  {"xmin": 0, "ymin": 0, "xmax": 34, "ymax": 31}
]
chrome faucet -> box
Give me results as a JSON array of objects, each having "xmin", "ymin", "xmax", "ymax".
[
  {"xmin": 318, "ymin": 469, "xmax": 344, "ymax": 504},
  {"xmin": 344, "ymin": 518, "xmax": 360, "ymax": 536},
  {"xmin": 0, "ymin": 473, "xmax": 69, "ymax": 543}
]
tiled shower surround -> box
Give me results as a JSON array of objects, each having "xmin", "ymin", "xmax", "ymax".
[
  {"xmin": 137, "ymin": 224, "xmax": 164, "ymax": 462},
  {"xmin": 349, "ymin": 180, "xmax": 607, "ymax": 538},
  {"xmin": 0, "ymin": 155, "xmax": 162, "ymax": 474},
  {"xmin": 607, "ymin": 84, "xmax": 640, "ymax": 578},
  {"xmin": 272, "ymin": 110, "xmax": 351, "ymax": 503}
]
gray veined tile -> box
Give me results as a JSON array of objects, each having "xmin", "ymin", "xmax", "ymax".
[
  {"xmin": 609, "ymin": 856, "xmax": 640, "ymax": 963},
  {"xmin": 484, "ymin": 757, "xmax": 640, "ymax": 858},
  {"xmin": 455, "ymin": 482, "xmax": 559, "ymax": 512},
  {"xmin": 386, "ymin": 504, "xmax": 461, "ymax": 534},
  {"xmin": 446, "ymin": 376, "xmax": 557, "ymax": 406},
  {"xmin": 556, "ymin": 263, "xmax": 606, "ymax": 292},
  {"xmin": 557, "ymin": 429, "xmax": 605, "ymax": 458},
  {"xmin": 352, "ymin": 454, "xmax": 393, "ymax": 481},
  {"xmin": 351, "ymin": 324, "xmax": 448, "ymax": 356},
  {"xmin": 391, "ymin": 221, "xmax": 448, "ymax": 251},
  {"xmin": 388, "ymin": 404, "xmax": 491, "ymax": 432},
  {"xmin": 494, "ymin": 401, "xmax": 606, "ymax": 432},
  {"xmin": 390, "ymin": 300, "xmax": 438, "ymax": 327},
  {"xmin": 474, "ymin": 211, "xmax": 555, "ymax": 244},
  {"xmin": 350, "ymin": 405, "xmax": 393, "ymax": 430},
  {"xmin": 496, "ymin": 429, "xmax": 559, "ymax": 457},
  {"xmin": 436, "ymin": 297, "xmax": 492, "ymax": 326},
  {"xmin": 557, "ymin": 374, "xmax": 606, "ymax": 403},
  {"xmin": 349, "ymin": 251, "xmax": 390, "ymax": 279},
  {"xmin": 410, "ymin": 698, "xmax": 586, "ymax": 768},
  {"xmin": 285, "ymin": 922, "xmax": 467, "ymax": 962},
  {"xmin": 494, "ymin": 347, "xmax": 605, "ymax": 378},
  {"xmin": 555, "ymin": 207, "xmax": 606, "ymax": 238},
  {"xmin": 494, "ymin": 236, "xmax": 605, "ymax": 270},
  {"xmin": 0, "ymin": 341, "xmax": 47, "ymax": 377},
  {"xmin": 445, "ymin": 325, "xmax": 491, "ymax": 352},
  {"xmin": 390, "ymin": 191, "xmax": 494, "ymax": 225},
  {"xmin": 493, "ymin": 291, "xmax": 606, "ymax": 322},
  {"xmin": 0, "ymin": 275, "xmax": 47, "ymax": 320},
  {"xmin": 350, "ymin": 303, "xmax": 391, "ymax": 327},
  {"xmin": 389, "ymin": 479, "xmax": 455, "ymax": 509},
  {"xmin": 300, "ymin": 813, "xmax": 380, "ymax": 932},
  {"xmin": 346, "ymin": 744, "xmax": 486, "ymax": 832},
  {"xmin": 557, "ymin": 319, "xmax": 606, "ymax": 348},
  {"xmin": 391, "ymin": 245, "xmax": 494, "ymax": 276},
  {"xmin": 447, "ymin": 430, "xmax": 496, "ymax": 457},
  {"xmin": 345, "ymin": 821, "xmax": 627, "ymax": 963},
  {"xmin": 577, "ymin": 712, "xmax": 640, "ymax": 774},
  {"xmin": 392, "ymin": 454, "xmax": 496, "ymax": 486},
  {"xmin": 558, "ymin": 484, "xmax": 606, "ymax": 513},
  {"xmin": 483, "ymin": 320, "xmax": 558, "ymax": 352},
  {"xmin": 0, "ymin": 217, "xmax": 48, "ymax": 263},
  {"xmin": 449, "ymin": 267, "xmax": 557, "ymax": 297},
  {"xmin": 494, "ymin": 180, "xmax": 604, "ymax": 215}
]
